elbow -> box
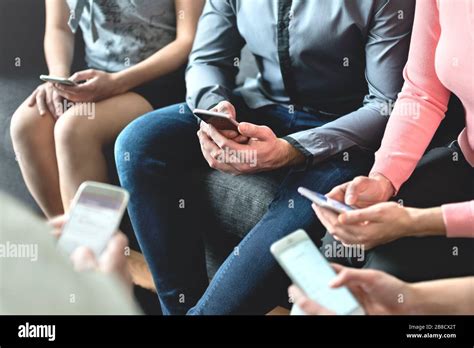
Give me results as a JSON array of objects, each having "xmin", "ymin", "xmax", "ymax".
[{"xmin": 175, "ymin": 35, "xmax": 196, "ymax": 54}]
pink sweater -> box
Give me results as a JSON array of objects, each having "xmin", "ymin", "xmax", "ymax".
[{"xmin": 371, "ymin": 0, "xmax": 474, "ymax": 237}]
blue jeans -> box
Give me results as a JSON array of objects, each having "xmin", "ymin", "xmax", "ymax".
[{"xmin": 115, "ymin": 98, "xmax": 373, "ymax": 314}]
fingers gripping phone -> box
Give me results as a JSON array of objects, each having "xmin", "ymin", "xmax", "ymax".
[
  {"xmin": 40, "ymin": 75, "xmax": 77, "ymax": 86},
  {"xmin": 298, "ymin": 187, "xmax": 354, "ymax": 213},
  {"xmin": 193, "ymin": 109, "xmax": 239, "ymax": 132},
  {"xmin": 271, "ymin": 230, "xmax": 364, "ymax": 315},
  {"xmin": 58, "ymin": 182, "xmax": 129, "ymax": 256}
]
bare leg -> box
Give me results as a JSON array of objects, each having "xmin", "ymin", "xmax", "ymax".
[
  {"xmin": 54, "ymin": 92, "xmax": 152, "ymax": 210},
  {"xmin": 10, "ymin": 99, "xmax": 63, "ymax": 218}
]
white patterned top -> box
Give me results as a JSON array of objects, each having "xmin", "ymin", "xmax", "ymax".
[{"xmin": 67, "ymin": 0, "xmax": 176, "ymax": 72}]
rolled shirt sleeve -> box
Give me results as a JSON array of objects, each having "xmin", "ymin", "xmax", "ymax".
[{"xmin": 284, "ymin": 0, "xmax": 415, "ymax": 166}]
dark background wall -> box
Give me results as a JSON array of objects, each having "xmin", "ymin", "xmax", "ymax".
[
  {"xmin": 0, "ymin": 0, "xmax": 47, "ymax": 76},
  {"xmin": 0, "ymin": 0, "xmax": 85, "ymax": 76}
]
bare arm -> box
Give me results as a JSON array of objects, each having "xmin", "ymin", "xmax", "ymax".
[
  {"xmin": 114, "ymin": 0, "xmax": 205, "ymax": 93},
  {"xmin": 44, "ymin": 0, "xmax": 75, "ymax": 77},
  {"xmin": 410, "ymin": 277, "xmax": 474, "ymax": 315}
]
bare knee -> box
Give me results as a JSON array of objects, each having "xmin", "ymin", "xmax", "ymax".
[
  {"xmin": 10, "ymin": 102, "xmax": 47, "ymax": 149},
  {"xmin": 54, "ymin": 106, "xmax": 97, "ymax": 152}
]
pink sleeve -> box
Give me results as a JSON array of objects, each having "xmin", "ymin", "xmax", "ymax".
[
  {"xmin": 370, "ymin": 0, "xmax": 451, "ymax": 191},
  {"xmin": 442, "ymin": 201, "xmax": 474, "ymax": 238}
]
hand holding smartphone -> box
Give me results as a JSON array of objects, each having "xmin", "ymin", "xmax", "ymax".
[
  {"xmin": 193, "ymin": 109, "xmax": 240, "ymax": 132},
  {"xmin": 298, "ymin": 187, "xmax": 354, "ymax": 213},
  {"xmin": 271, "ymin": 230, "xmax": 364, "ymax": 315},
  {"xmin": 40, "ymin": 75, "xmax": 77, "ymax": 86},
  {"xmin": 57, "ymin": 182, "xmax": 129, "ymax": 256}
]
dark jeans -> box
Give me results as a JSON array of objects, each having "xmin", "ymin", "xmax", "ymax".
[
  {"xmin": 322, "ymin": 141, "xmax": 474, "ymax": 282},
  {"xmin": 115, "ymin": 97, "xmax": 373, "ymax": 315}
]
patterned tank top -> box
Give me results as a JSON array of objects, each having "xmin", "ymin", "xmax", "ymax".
[{"xmin": 66, "ymin": 0, "xmax": 176, "ymax": 72}]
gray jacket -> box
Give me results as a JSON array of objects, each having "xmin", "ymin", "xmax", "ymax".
[{"xmin": 186, "ymin": 0, "xmax": 415, "ymax": 166}]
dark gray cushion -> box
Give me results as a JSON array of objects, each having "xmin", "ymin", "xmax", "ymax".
[
  {"xmin": 194, "ymin": 168, "xmax": 280, "ymax": 277},
  {"xmin": 198, "ymin": 169, "xmax": 279, "ymax": 239}
]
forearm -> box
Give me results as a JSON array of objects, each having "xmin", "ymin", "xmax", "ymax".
[
  {"xmin": 277, "ymin": 139, "xmax": 306, "ymax": 168},
  {"xmin": 115, "ymin": 38, "xmax": 193, "ymax": 93},
  {"xmin": 44, "ymin": 28, "xmax": 74, "ymax": 77},
  {"xmin": 408, "ymin": 277, "xmax": 474, "ymax": 315},
  {"xmin": 406, "ymin": 207, "xmax": 446, "ymax": 237}
]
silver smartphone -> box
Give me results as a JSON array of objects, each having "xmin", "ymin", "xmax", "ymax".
[
  {"xmin": 40, "ymin": 75, "xmax": 77, "ymax": 86},
  {"xmin": 271, "ymin": 229, "xmax": 364, "ymax": 315},
  {"xmin": 58, "ymin": 182, "xmax": 129, "ymax": 256},
  {"xmin": 298, "ymin": 187, "xmax": 354, "ymax": 214}
]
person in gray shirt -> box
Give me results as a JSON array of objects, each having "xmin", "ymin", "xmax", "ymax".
[{"xmin": 115, "ymin": 0, "xmax": 415, "ymax": 315}]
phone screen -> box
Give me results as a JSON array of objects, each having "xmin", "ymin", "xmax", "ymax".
[
  {"xmin": 279, "ymin": 238, "xmax": 361, "ymax": 315},
  {"xmin": 58, "ymin": 190, "xmax": 125, "ymax": 256},
  {"xmin": 317, "ymin": 193, "xmax": 354, "ymax": 213},
  {"xmin": 298, "ymin": 187, "xmax": 354, "ymax": 213}
]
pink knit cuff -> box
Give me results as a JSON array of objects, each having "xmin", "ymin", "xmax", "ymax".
[{"xmin": 441, "ymin": 201, "xmax": 474, "ymax": 238}]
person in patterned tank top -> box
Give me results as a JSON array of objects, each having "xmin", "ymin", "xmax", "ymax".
[{"xmin": 10, "ymin": 0, "xmax": 204, "ymax": 218}]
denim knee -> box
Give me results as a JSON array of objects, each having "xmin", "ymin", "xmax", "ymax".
[
  {"xmin": 115, "ymin": 103, "xmax": 197, "ymax": 183},
  {"xmin": 115, "ymin": 119, "xmax": 142, "ymax": 180}
]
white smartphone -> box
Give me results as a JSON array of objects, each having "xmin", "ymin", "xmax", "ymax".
[
  {"xmin": 57, "ymin": 181, "xmax": 129, "ymax": 256},
  {"xmin": 40, "ymin": 75, "xmax": 77, "ymax": 86},
  {"xmin": 193, "ymin": 109, "xmax": 239, "ymax": 132},
  {"xmin": 271, "ymin": 229, "xmax": 364, "ymax": 315},
  {"xmin": 298, "ymin": 187, "xmax": 354, "ymax": 214}
]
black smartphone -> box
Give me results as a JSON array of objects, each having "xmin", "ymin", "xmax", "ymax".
[{"xmin": 193, "ymin": 109, "xmax": 239, "ymax": 132}]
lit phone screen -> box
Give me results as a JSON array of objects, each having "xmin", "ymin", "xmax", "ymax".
[
  {"xmin": 280, "ymin": 239, "xmax": 360, "ymax": 315},
  {"xmin": 59, "ymin": 192, "xmax": 122, "ymax": 255}
]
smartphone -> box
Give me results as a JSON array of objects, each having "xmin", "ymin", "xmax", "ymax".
[
  {"xmin": 298, "ymin": 187, "xmax": 354, "ymax": 214},
  {"xmin": 57, "ymin": 182, "xmax": 129, "ymax": 256},
  {"xmin": 40, "ymin": 75, "xmax": 77, "ymax": 86},
  {"xmin": 193, "ymin": 109, "xmax": 239, "ymax": 132},
  {"xmin": 271, "ymin": 229, "xmax": 364, "ymax": 315}
]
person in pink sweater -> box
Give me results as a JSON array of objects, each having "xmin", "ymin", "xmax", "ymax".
[{"xmin": 313, "ymin": 0, "xmax": 473, "ymax": 280}]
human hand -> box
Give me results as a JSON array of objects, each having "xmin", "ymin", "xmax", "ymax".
[
  {"xmin": 27, "ymin": 82, "xmax": 64, "ymax": 118},
  {"xmin": 48, "ymin": 215, "xmax": 132, "ymax": 289},
  {"xmin": 313, "ymin": 202, "xmax": 418, "ymax": 249},
  {"xmin": 198, "ymin": 121, "xmax": 304, "ymax": 174},
  {"xmin": 288, "ymin": 264, "xmax": 414, "ymax": 315},
  {"xmin": 208, "ymin": 101, "xmax": 249, "ymax": 143},
  {"xmin": 54, "ymin": 69, "xmax": 123, "ymax": 103},
  {"xmin": 326, "ymin": 173, "xmax": 396, "ymax": 208}
]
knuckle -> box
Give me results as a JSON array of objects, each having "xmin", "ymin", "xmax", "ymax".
[
  {"xmin": 299, "ymin": 299, "xmax": 312, "ymax": 312},
  {"xmin": 239, "ymin": 164, "xmax": 250, "ymax": 173},
  {"xmin": 374, "ymin": 206, "xmax": 383, "ymax": 214},
  {"xmin": 208, "ymin": 159, "xmax": 217, "ymax": 169},
  {"xmin": 218, "ymin": 139, "xmax": 229, "ymax": 148},
  {"xmin": 262, "ymin": 125, "xmax": 272, "ymax": 133}
]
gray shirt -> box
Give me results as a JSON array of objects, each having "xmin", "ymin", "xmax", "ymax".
[
  {"xmin": 67, "ymin": 0, "xmax": 177, "ymax": 72},
  {"xmin": 186, "ymin": 0, "xmax": 415, "ymax": 166}
]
